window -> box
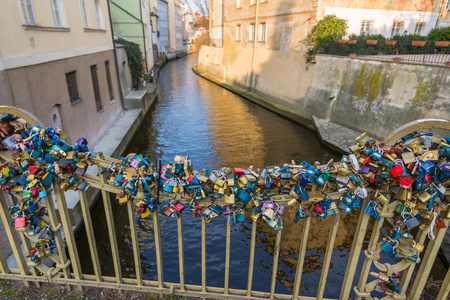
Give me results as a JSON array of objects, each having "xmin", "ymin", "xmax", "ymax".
[
  {"xmin": 80, "ymin": 0, "xmax": 89, "ymax": 28},
  {"xmin": 237, "ymin": 0, "xmax": 242, "ymax": 8},
  {"xmin": 105, "ymin": 61, "xmax": 114, "ymax": 102},
  {"xmin": 250, "ymin": 0, "xmax": 256, "ymax": 5},
  {"xmin": 236, "ymin": 25, "xmax": 241, "ymax": 41},
  {"xmin": 258, "ymin": 22, "xmax": 266, "ymax": 42},
  {"xmin": 261, "ymin": 0, "xmax": 268, "ymax": 3},
  {"xmin": 90, "ymin": 65, "xmax": 103, "ymax": 113},
  {"xmin": 66, "ymin": 71, "xmax": 82, "ymax": 105},
  {"xmin": 19, "ymin": 0, "xmax": 37, "ymax": 25},
  {"xmin": 446, "ymin": 0, "xmax": 450, "ymax": 9},
  {"xmin": 249, "ymin": 24, "xmax": 255, "ymax": 41},
  {"xmin": 391, "ymin": 21, "xmax": 403, "ymax": 38},
  {"xmin": 50, "ymin": 0, "xmax": 63, "ymax": 27},
  {"xmin": 94, "ymin": 0, "xmax": 104, "ymax": 29},
  {"xmin": 360, "ymin": 20, "xmax": 373, "ymax": 35},
  {"xmin": 414, "ymin": 22, "xmax": 426, "ymax": 35}
]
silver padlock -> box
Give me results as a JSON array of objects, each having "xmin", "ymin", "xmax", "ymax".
[{"xmin": 268, "ymin": 218, "xmax": 278, "ymax": 228}]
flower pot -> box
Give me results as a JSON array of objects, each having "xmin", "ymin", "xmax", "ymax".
[
  {"xmin": 446, "ymin": 62, "xmax": 450, "ymax": 66},
  {"xmin": 348, "ymin": 40, "xmax": 357, "ymax": 44},
  {"xmin": 367, "ymin": 40, "xmax": 378, "ymax": 45},
  {"xmin": 393, "ymin": 57, "xmax": 403, "ymax": 62},
  {"xmin": 435, "ymin": 41, "xmax": 450, "ymax": 47},
  {"xmin": 385, "ymin": 41, "xmax": 397, "ymax": 46},
  {"xmin": 349, "ymin": 53, "xmax": 357, "ymax": 58},
  {"xmin": 338, "ymin": 40, "xmax": 347, "ymax": 44},
  {"xmin": 411, "ymin": 41, "xmax": 426, "ymax": 47}
]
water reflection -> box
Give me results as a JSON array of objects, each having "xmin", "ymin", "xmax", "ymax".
[{"xmin": 76, "ymin": 54, "xmax": 359, "ymax": 297}]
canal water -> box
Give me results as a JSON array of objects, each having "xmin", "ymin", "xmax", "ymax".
[{"xmin": 75, "ymin": 54, "xmax": 441, "ymax": 298}]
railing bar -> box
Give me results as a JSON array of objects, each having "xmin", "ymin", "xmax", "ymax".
[
  {"xmin": 224, "ymin": 217, "xmax": 231, "ymax": 294},
  {"xmin": 127, "ymin": 199, "xmax": 142, "ymax": 286},
  {"xmin": 97, "ymin": 153, "xmax": 122, "ymax": 285},
  {"xmin": 0, "ymin": 232, "xmax": 9, "ymax": 274},
  {"xmin": 52, "ymin": 178, "xmax": 83, "ymax": 291},
  {"xmin": 152, "ymin": 210, "xmax": 164, "ymax": 288},
  {"xmin": 316, "ymin": 213, "xmax": 341, "ymax": 299},
  {"xmin": 0, "ymin": 192, "xmax": 30, "ymax": 287},
  {"xmin": 78, "ymin": 190, "xmax": 102, "ymax": 282},
  {"xmin": 5, "ymin": 193, "xmax": 14, "ymax": 206},
  {"xmin": 43, "ymin": 191, "xmax": 71, "ymax": 290},
  {"xmin": 339, "ymin": 198, "xmax": 370, "ymax": 300},
  {"xmin": 201, "ymin": 216, "xmax": 206, "ymax": 293},
  {"xmin": 246, "ymin": 219, "xmax": 257, "ymax": 296},
  {"xmin": 355, "ymin": 197, "xmax": 390, "ymax": 299},
  {"xmin": 18, "ymin": 231, "xmax": 40, "ymax": 287},
  {"xmin": 269, "ymin": 228, "xmax": 282, "ymax": 300},
  {"xmin": 409, "ymin": 218, "xmax": 450, "ymax": 299},
  {"xmin": 398, "ymin": 228, "xmax": 427, "ymax": 294},
  {"xmin": 177, "ymin": 214, "xmax": 185, "ymax": 291},
  {"xmin": 292, "ymin": 216, "xmax": 311, "ymax": 299},
  {"xmin": 437, "ymin": 263, "xmax": 450, "ymax": 300}
]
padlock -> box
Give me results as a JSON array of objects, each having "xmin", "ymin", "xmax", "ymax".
[
  {"xmin": 380, "ymin": 240, "xmax": 394, "ymax": 253},
  {"xmin": 268, "ymin": 218, "xmax": 278, "ymax": 228},
  {"xmin": 404, "ymin": 216, "xmax": 420, "ymax": 230},
  {"xmin": 14, "ymin": 216, "xmax": 26, "ymax": 228}
]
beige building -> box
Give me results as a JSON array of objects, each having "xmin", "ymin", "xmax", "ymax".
[{"xmin": 0, "ymin": 0, "xmax": 123, "ymax": 144}]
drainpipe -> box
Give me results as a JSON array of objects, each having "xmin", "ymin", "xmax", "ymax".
[
  {"xmin": 435, "ymin": 0, "xmax": 446, "ymax": 28},
  {"xmin": 248, "ymin": 0, "xmax": 259, "ymax": 91},
  {"xmin": 140, "ymin": 0, "xmax": 149, "ymax": 72},
  {"xmin": 107, "ymin": 0, "xmax": 125, "ymax": 110}
]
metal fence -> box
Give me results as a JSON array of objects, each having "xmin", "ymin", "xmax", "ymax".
[
  {"xmin": 0, "ymin": 106, "xmax": 450, "ymax": 300},
  {"xmin": 319, "ymin": 40, "xmax": 450, "ymax": 66}
]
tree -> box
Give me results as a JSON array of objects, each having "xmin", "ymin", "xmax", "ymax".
[
  {"xmin": 193, "ymin": 0, "xmax": 209, "ymax": 17},
  {"xmin": 304, "ymin": 14, "xmax": 347, "ymax": 69}
]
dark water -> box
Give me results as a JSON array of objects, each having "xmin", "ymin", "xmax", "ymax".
[{"xmin": 75, "ymin": 54, "xmax": 422, "ymax": 298}]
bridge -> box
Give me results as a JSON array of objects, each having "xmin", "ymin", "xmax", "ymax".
[{"xmin": 0, "ymin": 105, "xmax": 449, "ymax": 300}]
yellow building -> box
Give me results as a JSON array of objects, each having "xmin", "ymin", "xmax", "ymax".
[{"xmin": 0, "ymin": 0, "xmax": 123, "ymax": 144}]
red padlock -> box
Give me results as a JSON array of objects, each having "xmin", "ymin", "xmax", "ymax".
[
  {"xmin": 424, "ymin": 174, "xmax": 432, "ymax": 182},
  {"xmin": 233, "ymin": 168, "xmax": 245, "ymax": 175},
  {"xmin": 172, "ymin": 202, "xmax": 185, "ymax": 213},
  {"xmin": 369, "ymin": 174, "xmax": 376, "ymax": 183},
  {"xmin": 14, "ymin": 216, "xmax": 26, "ymax": 228},
  {"xmin": 398, "ymin": 176, "xmax": 414, "ymax": 189},
  {"xmin": 137, "ymin": 203, "xmax": 147, "ymax": 213},
  {"xmin": 362, "ymin": 157, "xmax": 372, "ymax": 166},
  {"xmin": 390, "ymin": 164, "xmax": 405, "ymax": 178},
  {"xmin": 313, "ymin": 202, "xmax": 324, "ymax": 215},
  {"xmin": 436, "ymin": 220, "xmax": 447, "ymax": 229},
  {"xmin": 31, "ymin": 186, "xmax": 39, "ymax": 198}
]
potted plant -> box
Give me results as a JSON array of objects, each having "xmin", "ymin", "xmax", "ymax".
[
  {"xmin": 338, "ymin": 40, "xmax": 347, "ymax": 44},
  {"xmin": 367, "ymin": 40, "xmax": 378, "ymax": 45},
  {"xmin": 349, "ymin": 53, "xmax": 357, "ymax": 58},
  {"xmin": 436, "ymin": 41, "xmax": 450, "ymax": 47},
  {"xmin": 348, "ymin": 40, "xmax": 357, "ymax": 44},
  {"xmin": 411, "ymin": 41, "xmax": 426, "ymax": 46},
  {"xmin": 385, "ymin": 41, "xmax": 397, "ymax": 46},
  {"xmin": 393, "ymin": 57, "xmax": 403, "ymax": 62}
]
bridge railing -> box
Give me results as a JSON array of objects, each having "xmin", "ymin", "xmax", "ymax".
[{"xmin": 0, "ymin": 105, "xmax": 449, "ymax": 300}]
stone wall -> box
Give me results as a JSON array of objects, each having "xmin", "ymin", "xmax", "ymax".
[{"xmin": 198, "ymin": 45, "xmax": 450, "ymax": 139}]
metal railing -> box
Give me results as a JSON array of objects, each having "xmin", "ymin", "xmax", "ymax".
[
  {"xmin": 319, "ymin": 40, "xmax": 450, "ymax": 66},
  {"xmin": 0, "ymin": 106, "xmax": 449, "ymax": 300}
]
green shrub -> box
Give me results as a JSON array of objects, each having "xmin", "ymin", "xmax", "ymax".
[
  {"xmin": 427, "ymin": 26, "xmax": 450, "ymax": 41},
  {"xmin": 115, "ymin": 38, "xmax": 143, "ymax": 89}
]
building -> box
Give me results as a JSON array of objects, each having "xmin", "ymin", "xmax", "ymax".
[
  {"xmin": 109, "ymin": 0, "xmax": 155, "ymax": 72},
  {"xmin": 0, "ymin": 0, "xmax": 123, "ymax": 145}
]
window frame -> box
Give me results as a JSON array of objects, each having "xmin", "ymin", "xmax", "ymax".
[
  {"xmin": 80, "ymin": 0, "xmax": 89, "ymax": 28},
  {"xmin": 249, "ymin": 23, "xmax": 255, "ymax": 41},
  {"xmin": 236, "ymin": 0, "xmax": 242, "ymax": 9},
  {"xmin": 391, "ymin": 21, "xmax": 403, "ymax": 38},
  {"xmin": 50, "ymin": 0, "xmax": 63, "ymax": 27},
  {"xmin": 19, "ymin": 0, "xmax": 37, "ymax": 25},
  {"xmin": 236, "ymin": 24, "xmax": 241, "ymax": 41},
  {"xmin": 65, "ymin": 71, "xmax": 82, "ymax": 106},
  {"xmin": 360, "ymin": 20, "xmax": 373, "ymax": 35},
  {"xmin": 93, "ymin": 0, "xmax": 103, "ymax": 29},
  {"xmin": 414, "ymin": 22, "xmax": 426, "ymax": 35},
  {"xmin": 250, "ymin": 0, "xmax": 256, "ymax": 6},
  {"xmin": 446, "ymin": 0, "xmax": 450, "ymax": 9},
  {"xmin": 260, "ymin": 0, "xmax": 268, "ymax": 3},
  {"xmin": 258, "ymin": 22, "xmax": 266, "ymax": 42}
]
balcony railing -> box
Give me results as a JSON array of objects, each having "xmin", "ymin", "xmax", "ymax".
[
  {"xmin": 0, "ymin": 106, "xmax": 449, "ymax": 299},
  {"xmin": 319, "ymin": 40, "xmax": 450, "ymax": 66}
]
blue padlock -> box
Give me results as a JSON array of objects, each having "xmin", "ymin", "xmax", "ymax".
[
  {"xmin": 237, "ymin": 190, "xmax": 252, "ymax": 204},
  {"xmin": 337, "ymin": 200, "xmax": 352, "ymax": 214},
  {"xmin": 380, "ymin": 241, "xmax": 393, "ymax": 253},
  {"xmin": 114, "ymin": 173, "xmax": 124, "ymax": 187}
]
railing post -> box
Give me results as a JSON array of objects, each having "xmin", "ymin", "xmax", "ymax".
[
  {"xmin": 53, "ymin": 178, "xmax": 83, "ymax": 291},
  {"xmin": 292, "ymin": 217, "xmax": 311, "ymax": 299},
  {"xmin": 201, "ymin": 216, "xmax": 207, "ymax": 294},
  {"xmin": 224, "ymin": 217, "xmax": 231, "ymax": 295},
  {"xmin": 78, "ymin": 189, "xmax": 103, "ymax": 282},
  {"xmin": 339, "ymin": 198, "xmax": 370, "ymax": 300},
  {"xmin": 153, "ymin": 210, "xmax": 164, "ymax": 288},
  {"xmin": 409, "ymin": 218, "xmax": 450, "ymax": 299},
  {"xmin": 269, "ymin": 228, "xmax": 282, "ymax": 300},
  {"xmin": 246, "ymin": 219, "xmax": 257, "ymax": 297},
  {"xmin": 0, "ymin": 192, "xmax": 30, "ymax": 287},
  {"xmin": 316, "ymin": 212, "xmax": 341, "ymax": 299},
  {"xmin": 437, "ymin": 263, "xmax": 450, "ymax": 300},
  {"xmin": 97, "ymin": 153, "xmax": 122, "ymax": 285},
  {"xmin": 127, "ymin": 199, "xmax": 142, "ymax": 286},
  {"xmin": 177, "ymin": 214, "xmax": 185, "ymax": 292},
  {"xmin": 44, "ymin": 190, "xmax": 72, "ymax": 290}
]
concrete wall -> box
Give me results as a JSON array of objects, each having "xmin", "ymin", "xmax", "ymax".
[
  {"xmin": 115, "ymin": 45, "xmax": 133, "ymax": 96},
  {"xmin": 198, "ymin": 45, "xmax": 450, "ymax": 140}
]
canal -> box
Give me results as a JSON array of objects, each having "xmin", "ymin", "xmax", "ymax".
[{"xmin": 76, "ymin": 54, "xmax": 387, "ymax": 297}]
